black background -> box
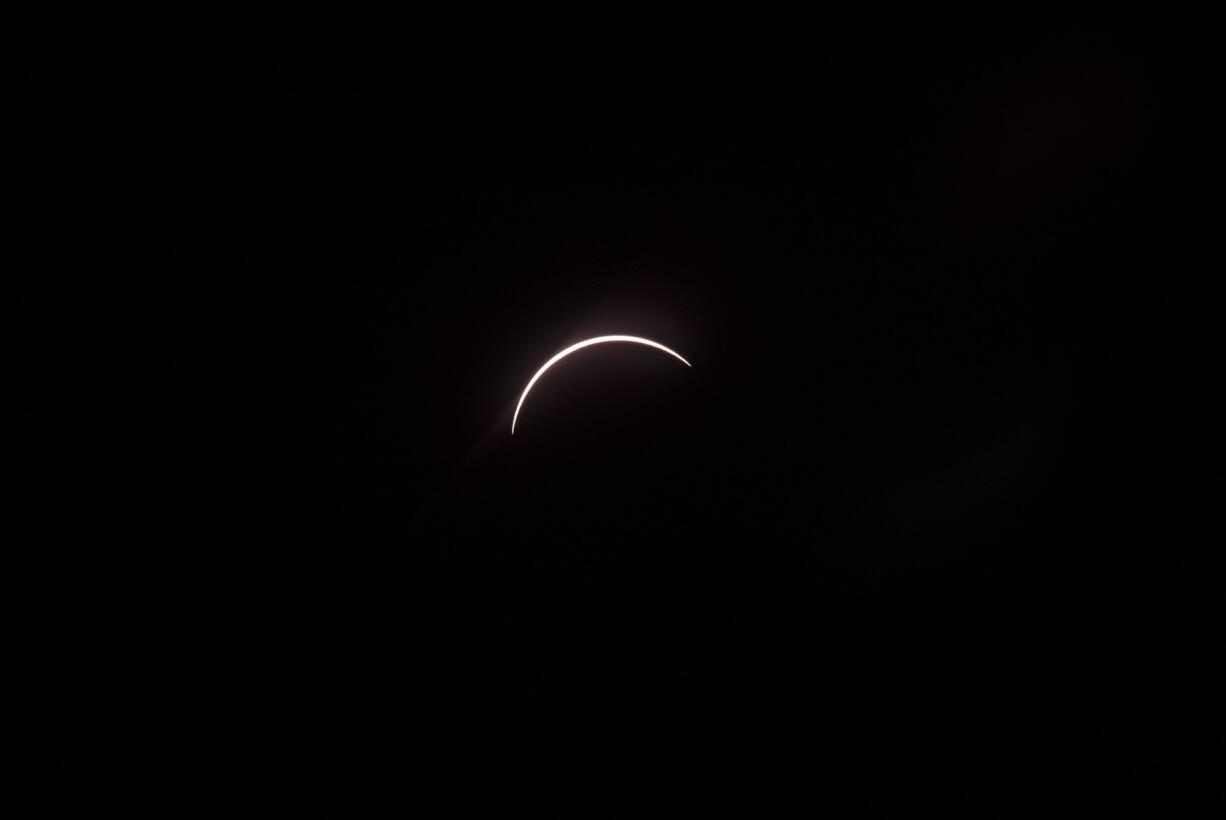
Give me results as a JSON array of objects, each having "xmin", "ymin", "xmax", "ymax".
[{"xmin": 252, "ymin": 25, "xmax": 1184, "ymax": 756}]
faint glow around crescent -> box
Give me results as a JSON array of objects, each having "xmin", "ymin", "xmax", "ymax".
[{"xmin": 511, "ymin": 335, "xmax": 692, "ymax": 434}]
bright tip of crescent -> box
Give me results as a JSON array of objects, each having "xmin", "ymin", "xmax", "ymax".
[{"xmin": 511, "ymin": 335, "xmax": 691, "ymax": 435}]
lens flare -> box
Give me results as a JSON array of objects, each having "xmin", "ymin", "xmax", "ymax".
[{"xmin": 511, "ymin": 335, "xmax": 692, "ymax": 434}]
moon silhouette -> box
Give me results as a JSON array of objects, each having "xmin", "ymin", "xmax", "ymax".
[{"xmin": 511, "ymin": 335, "xmax": 692, "ymax": 434}]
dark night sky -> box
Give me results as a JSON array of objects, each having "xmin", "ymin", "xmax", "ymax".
[{"xmin": 252, "ymin": 26, "xmax": 1184, "ymax": 743}]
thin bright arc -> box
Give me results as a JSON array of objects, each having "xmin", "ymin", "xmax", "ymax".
[{"xmin": 511, "ymin": 335, "xmax": 692, "ymax": 434}]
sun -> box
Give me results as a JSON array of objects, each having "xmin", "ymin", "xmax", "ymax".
[{"xmin": 512, "ymin": 335, "xmax": 691, "ymax": 434}]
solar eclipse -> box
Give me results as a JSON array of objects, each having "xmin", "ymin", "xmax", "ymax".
[{"xmin": 511, "ymin": 335, "xmax": 692, "ymax": 435}]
